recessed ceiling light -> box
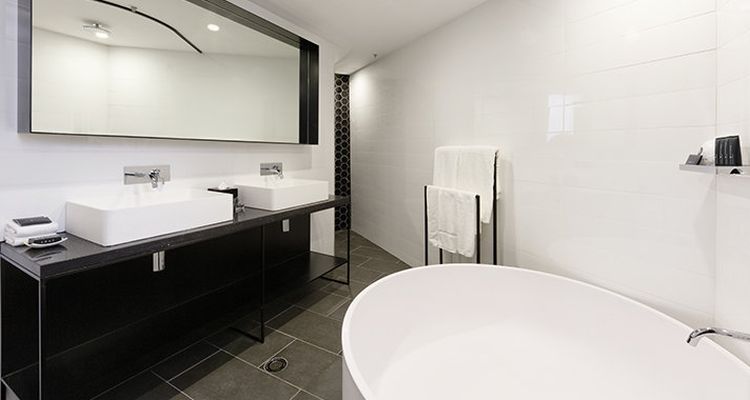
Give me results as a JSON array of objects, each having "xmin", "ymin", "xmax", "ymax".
[
  {"xmin": 207, "ymin": 24, "xmax": 220, "ymax": 32},
  {"xmin": 83, "ymin": 23, "xmax": 110, "ymax": 39}
]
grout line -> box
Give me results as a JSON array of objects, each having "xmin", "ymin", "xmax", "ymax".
[
  {"xmin": 271, "ymin": 305, "xmax": 344, "ymax": 329},
  {"xmin": 261, "ymin": 312, "xmax": 343, "ymax": 358},
  {"xmin": 151, "ymin": 371, "xmax": 196, "ymax": 400},
  {"xmin": 298, "ymin": 390, "xmax": 326, "ymax": 400},
  {"xmin": 295, "ymin": 300, "xmax": 350, "ymax": 318},
  {"xmin": 566, "ymin": 0, "xmax": 637, "ymax": 24},
  {"xmin": 89, "ymin": 371, "xmax": 148, "ymax": 400},
  {"xmin": 287, "ymin": 335, "xmax": 342, "ymax": 358},
  {"xmin": 568, "ymin": 9, "xmax": 715, "ymax": 55},
  {"xmin": 570, "ymin": 48, "xmax": 716, "ymax": 77},
  {"xmin": 288, "ymin": 389, "xmax": 302, "ymax": 400},
  {"xmin": 265, "ymin": 303, "xmax": 297, "ymax": 325},
  {"xmin": 163, "ymin": 347, "xmax": 223, "ymax": 383},
  {"xmin": 563, "ymin": 81, "xmax": 718, "ymax": 108}
]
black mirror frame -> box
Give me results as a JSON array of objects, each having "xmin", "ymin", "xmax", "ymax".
[{"xmin": 17, "ymin": 0, "xmax": 319, "ymax": 145}]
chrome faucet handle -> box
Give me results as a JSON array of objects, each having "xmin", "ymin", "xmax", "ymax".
[
  {"xmin": 687, "ymin": 327, "xmax": 750, "ymax": 346},
  {"xmin": 148, "ymin": 169, "xmax": 165, "ymax": 189}
]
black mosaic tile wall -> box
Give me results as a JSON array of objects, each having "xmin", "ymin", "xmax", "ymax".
[{"xmin": 335, "ymin": 74, "xmax": 351, "ymax": 231}]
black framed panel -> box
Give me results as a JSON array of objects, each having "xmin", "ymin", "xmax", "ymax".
[
  {"xmin": 17, "ymin": 0, "xmax": 320, "ymax": 145},
  {"xmin": 300, "ymin": 39, "xmax": 320, "ymax": 145}
]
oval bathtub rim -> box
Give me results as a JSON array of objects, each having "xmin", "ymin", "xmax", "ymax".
[{"xmin": 341, "ymin": 263, "xmax": 750, "ymax": 400}]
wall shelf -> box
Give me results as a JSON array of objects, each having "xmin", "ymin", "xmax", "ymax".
[{"xmin": 679, "ymin": 164, "xmax": 750, "ymax": 177}]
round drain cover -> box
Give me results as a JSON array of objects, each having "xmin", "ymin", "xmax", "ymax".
[{"xmin": 264, "ymin": 357, "xmax": 288, "ymax": 373}]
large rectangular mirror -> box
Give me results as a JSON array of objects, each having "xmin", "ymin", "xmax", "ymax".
[{"xmin": 19, "ymin": 0, "xmax": 319, "ymax": 144}]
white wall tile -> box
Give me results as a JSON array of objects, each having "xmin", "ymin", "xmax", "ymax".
[
  {"xmin": 351, "ymin": 0, "xmax": 719, "ymax": 331},
  {"xmin": 715, "ymin": 0, "xmax": 750, "ymax": 363}
]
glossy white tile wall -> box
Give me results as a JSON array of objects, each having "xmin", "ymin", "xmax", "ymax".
[
  {"xmin": 715, "ymin": 0, "xmax": 750, "ymax": 364},
  {"xmin": 351, "ymin": 0, "xmax": 718, "ymax": 327},
  {"xmin": 0, "ymin": 0, "xmax": 337, "ymax": 252}
]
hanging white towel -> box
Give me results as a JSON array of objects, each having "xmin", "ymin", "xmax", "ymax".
[
  {"xmin": 433, "ymin": 146, "xmax": 499, "ymax": 224},
  {"xmin": 427, "ymin": 185, "xmax": 478, "ymax": 258}
]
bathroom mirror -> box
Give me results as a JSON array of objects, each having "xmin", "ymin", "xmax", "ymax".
[{"xmin": 18, "ymin": 0, "xmax": 319, "ymax": 144}]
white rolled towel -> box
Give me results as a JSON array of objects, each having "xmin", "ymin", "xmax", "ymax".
[
  {"xmin": 5, "ymin": 220, "xmax": 59, "ymax": 237},
  {"xmin": 3, "ymin": 234, "xmax": 37, "ymax": 247}
]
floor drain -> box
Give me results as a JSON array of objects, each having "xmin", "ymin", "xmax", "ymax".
[{"xmin": 264, "ymin": 357, "xmax": 288, "ymax": 373}]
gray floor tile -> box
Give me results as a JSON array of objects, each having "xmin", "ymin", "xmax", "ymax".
[
  {"xmin": 287, "ymin": 287, "xmax": 349, "ymax": 315},
  {"xmin": 207, "ymin": 328, "xmax": 294, "ymax": 367},
  {"xmin": 152, "ymin": 341, "xmax": 220, "ymax": 381},
  {"xmin": 264, "ymin": 298, "xmax": 296, "ymax": 321},
  {"xmin": 171, "ymin": 352, "xmax": 297, "ymax": 400},
  {"xmin": 229, "ymin": 298, "xmax": 293, "ymax": 337},
  {"xmin": 291, "ymin": 391, "xmax": 321, "ymax": 400},
  {"xmin": 349, "ymin": 253, "xmax": 370, "ymax": 267},
  {"xmin": 325, "ymin": 264, "xmax": 384, "ymax": 285},
  {"xmin": 327, "ymin": 300, "xmax": 351, "ymax": 321},
  {"xmin": 349, "ymin": 233, "xmax": 377, "ymax": 249},
  {"xmin": 359, "ymin": 258, "xmax": 408, "ymax": 275},
  {"xmin": 94, "ymin": 372, "xmax": 188, "ymax": 400},
  {"xmin": 320, "ymin": 281, "xmax": 367, "ymax": 299},
  {"xmin": 268, "ymin": 307, "xmax": 342, "ymax": 353},
  {"xmin": 267, "ymin": 341, "xmax": 341, "ymax": 400},
  {"xmin": 351, "ymin": 245, "xmax": 400, "ymax": 262}
]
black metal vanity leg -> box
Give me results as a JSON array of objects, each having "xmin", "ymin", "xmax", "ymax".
[
  {"xmin": 346, "ymin": 202, "xmax": 352, "ymax": 285},
  {"xmin": 38, "ymin": 280, "xmax": 47, "ymax": 400},
  {"xmin": 424, "ymin": 186, "xmax": 428, "ymax": 266},
  {"xmin": 476, "ymin": 194, "xmax": 481, "ymax": 264},
  {"xmin": 493, "ymin": 156, "xmax": 498, "ymax": 265},
  {"xmin": 1, "ymin": 383, "xmax": 6, "ymax": 400},
  {"xmin": 259, "ymin": 227, "xmax": 266, "ymax": 343}
]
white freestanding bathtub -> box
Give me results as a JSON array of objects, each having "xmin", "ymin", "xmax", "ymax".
[{"xmin": 341, "ymin": 265, "xmax": 750, "ymax": 400}]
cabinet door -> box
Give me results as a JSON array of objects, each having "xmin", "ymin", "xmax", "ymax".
[
  {"xmin": 264, "ymin": 214, "xmax": 311, "ymax": 267},
  {"xmin": 46, "ymin": 228, "xmax": 262, "ymax": 354}
]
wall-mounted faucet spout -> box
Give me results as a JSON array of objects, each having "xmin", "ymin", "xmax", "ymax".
[
  {"xmin": 687, "ymin": 327, "xmax": 750, "ymax": 347},
  {"xmin": 260, "ymin": 162, "xmax": 284, "ymax": 179},
  {"xmin": 124, "ymin": 165, "xmax": 171, "ymax": 189}
]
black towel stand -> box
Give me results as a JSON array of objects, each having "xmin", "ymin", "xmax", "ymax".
[{"xmin": 423, "ymin": 153, "xmax": 498, "ymax": 265}]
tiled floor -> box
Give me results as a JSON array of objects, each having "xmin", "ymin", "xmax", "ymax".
[{"xmin": 89, "ymin": 231, "xmax": 408, "ymax": 400}]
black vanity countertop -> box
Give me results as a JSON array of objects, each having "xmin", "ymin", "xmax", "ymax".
[{"xmin": 0, "ymin": 196, "xmax": 349, "ymax": 280}]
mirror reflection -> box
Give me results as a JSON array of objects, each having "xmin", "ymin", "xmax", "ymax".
[{"xmin": 31, "ymin": 0, "xmax": 301, "ymax": 143}]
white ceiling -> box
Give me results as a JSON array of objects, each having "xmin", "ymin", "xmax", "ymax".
[
  {"xmin": 34, "ymin": 0, "xmax": 298, "ymax": 58},
  {"xmin": 246, "ymin": 0, "xmax": 489, "ymax": 73}
]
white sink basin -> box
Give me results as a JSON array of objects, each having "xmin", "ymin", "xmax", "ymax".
[
  {"xmin": 236, "ymin": 177, "xmax": 329, "ymax": 211},
  {"xmin": 66, "ymin": 189, "xmax": 234, "ymax": 246}
]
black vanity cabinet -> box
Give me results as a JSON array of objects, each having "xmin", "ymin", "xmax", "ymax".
[{"xmin": 0, "ymin": 196, "xmax": 350, "ymax": 400}]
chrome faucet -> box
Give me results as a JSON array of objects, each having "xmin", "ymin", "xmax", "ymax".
[
  {"xmin": 260, "ymin": 162, "xmax": 284, "ymax": 179},
  {"xmin": 687, "ymin": 327, "xmax": 750, "ymax": 346},
  {"xmin": 124, "ymin": 165, "xmax": 170, "ymax": 189}
]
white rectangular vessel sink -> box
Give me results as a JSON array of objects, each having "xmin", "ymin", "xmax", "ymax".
[
  {"xmin": 66, "ymin": 189, "xmax": 234, "ymax": 246},
  {"xmin": 236, "ymin": 178, "xmax": 329, "ymax": 211}
]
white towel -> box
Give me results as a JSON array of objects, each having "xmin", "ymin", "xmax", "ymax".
[
  {"xmin": 433, "ymin": 146, "xmax": 499, "ymax": 224},
  {"xmin": 3, "ymin": 229, "xmax": 50, "ymax": 247},
  {"xmin": 5, "ymin": 220, "xmax": 59, "ymax": 237},
  {"xmin": 427, "ymin": 185, "xmax": 478, "ymax": 258},
  {"xmin": 3, "ymin": 234, "xmax": 36, "ymax": 247}
]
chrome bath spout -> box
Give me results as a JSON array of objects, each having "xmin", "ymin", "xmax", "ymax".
[{"xmin": 687, "ymin": 327, "xmax": 750, "ymax": 347}]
